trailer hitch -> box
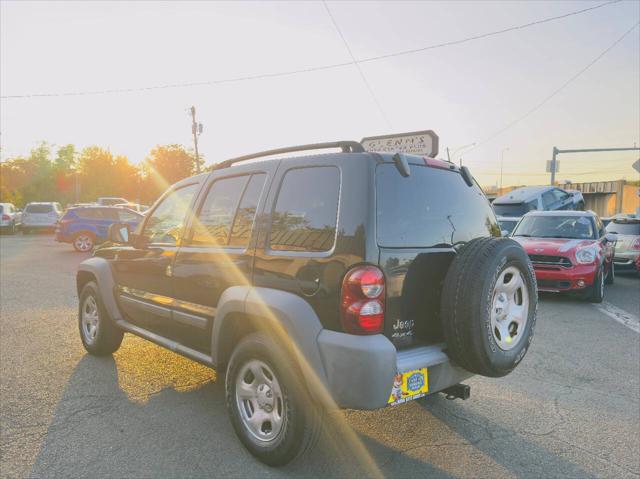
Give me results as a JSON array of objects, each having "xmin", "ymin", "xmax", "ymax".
[{"xmin": 441, "ymin": 383, "xmax": 470, "ymax": 400}]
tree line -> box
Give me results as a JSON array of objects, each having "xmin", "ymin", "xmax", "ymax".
[{"xmin": 0, "ymin": 142, "xmax": 199, "ymax": 207}]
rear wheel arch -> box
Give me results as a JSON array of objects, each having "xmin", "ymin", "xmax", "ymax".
[{"xmin": 212, "ymin": 287, "xmax": 330, "ymax": 402}]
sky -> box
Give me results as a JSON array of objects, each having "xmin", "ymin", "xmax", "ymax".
[{"xmin": 1, "ymin": 0, "xmax": 639, "ymax": 188}]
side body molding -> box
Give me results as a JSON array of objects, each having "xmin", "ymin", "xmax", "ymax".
[{"xmin": 77, "ymin": 257, "xmax": 122, "ymax": 322}]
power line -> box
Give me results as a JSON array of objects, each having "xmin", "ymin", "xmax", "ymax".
[
  {"xmin": 322, "ymin": 0, "xmax": 392, "ymax": 128},
  {"xmin": 0, "ymin": 0, "xmax": 622, "ymax": 100},
  {"xmin": 470, "ymin": 20, "xmax": 640, "ymax": 151}
]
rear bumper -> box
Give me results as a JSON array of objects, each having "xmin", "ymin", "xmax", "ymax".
[
  {"xmin": 533, "ymin": 264, "xmax": 597, "ymax": 292},
  {"xmin": 317, "ymin": 331, "xmax": 471, "ymax": 410}
]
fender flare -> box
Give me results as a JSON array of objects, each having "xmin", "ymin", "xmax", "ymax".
[
  {"xmin": 77, "ymin": 257, "xmax": 122, "ymax": 322},
  {"xmin": 212, "ymin": 286, "xmax": 332, "ymax": 404}
]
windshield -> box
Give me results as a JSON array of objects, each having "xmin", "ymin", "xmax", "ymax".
[
  {"xmin": 512, "ymin": 215, "xmax": 595, "ymax": 239},
  {"xmin": 606, "ymin": 221, "xmax": 640, "ymax": 236},
  {"xmin": 493, "ymin": 201, "xmax": 537, "ymax": 216},
  {"xmin": 498, "ymin": 219, "xmax": 518, "ymax": 235},
  {"xmin": 25, "ymin": 204, "xmax": 53, "ymax": 214},
  {"xmin": 376, "ymin": 163, "xmax": 499, "ymax": 247}
]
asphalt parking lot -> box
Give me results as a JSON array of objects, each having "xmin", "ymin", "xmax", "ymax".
[{"xmin": 1, "ymin": 234, "xmax": 639, "ymax": 479}]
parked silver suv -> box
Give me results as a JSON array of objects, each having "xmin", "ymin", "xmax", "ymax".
[{"xmin": 22, "ymin": 202, "xmax": 62, "ymax": 233}]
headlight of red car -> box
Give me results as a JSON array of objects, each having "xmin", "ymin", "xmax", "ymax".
[{"xmin": 575, "ymin": 246, "xmax": 597, "ymax": 264}]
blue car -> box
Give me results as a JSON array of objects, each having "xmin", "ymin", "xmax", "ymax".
[{"xmin": 55, "ymin": 206, "xmax": 143, "ymax": 252}]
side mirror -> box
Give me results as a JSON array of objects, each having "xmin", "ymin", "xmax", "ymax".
[
  {"xmin": 109, "ymin": 223, "xmax": 131, "ymax": 244},
  {"xmin": 501, "ymin": 230, "xmax": 510, "ymax": 237},
  {"xmin": 605, "ymin": 233, "xmax": 617, "ymax": 243}
]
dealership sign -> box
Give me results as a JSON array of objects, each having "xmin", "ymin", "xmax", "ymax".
[{"xmin": 361, "ymin": 130, "xmax": 439, "ymax": 158}]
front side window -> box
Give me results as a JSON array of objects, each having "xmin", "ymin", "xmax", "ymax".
[
  {"xmin": 553, "ymin": 189, "xmax": 569, "ymax": 202},
  {"xmin": 143, "ymin": 184, "xmax": 198, "ymax": 245},
  {"xmin": 118, "ymin": 209, "xmax": 142, "ymax": 223},
  {"xmin": 229, "ymin": 174, "xmax": 266, "ymax": 247},
  {"xmin": 191, "ymin": 176, "xmax": 248, "ymax": 246},
  {"xmin": 270, "ymin": 167, "xmax": 340, "ymax": 252},
  {"xmin": 542, "ymin": 191, "xmax": 556, "ymax": 209}
]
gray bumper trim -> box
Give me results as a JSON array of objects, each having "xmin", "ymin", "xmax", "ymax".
[{"xmin": 317, "ymin": 332, "xmax": 472, "ymax": 410}]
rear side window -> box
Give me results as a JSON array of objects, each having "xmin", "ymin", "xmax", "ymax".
[
  {"xmin": 25, "ymin": 204, "xmax": 53, "ymax": 213},
  {"xmin": 270, "ymin": 167, "xmax": 340, "ymax": 252},
  {"xmin": 376, "ymin": 164, "xmax": 498, "ymax": 247}
]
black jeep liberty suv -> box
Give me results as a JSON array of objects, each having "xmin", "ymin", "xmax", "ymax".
[{"xmin": 76, "ymin": 133, "xmax": 537, "ymax": 466}]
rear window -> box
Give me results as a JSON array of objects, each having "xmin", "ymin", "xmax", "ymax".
[
  {"xmin": 25, "ymin": 204, "xmax": 53, "ymax": 214},
  {"xmin": 606, "ymin": 221, "xmax": 640, "ymax": 235},
  {"xmin": 493, "ymin": 201, "xmax": 537, "ymax": 216},
  {"xmin": 270, "ymin": 167, "xmax": 340, "ymax": 252},
  {"xmin": 376, "ymin": 164, "xmax": 498, "ymax": 247}
]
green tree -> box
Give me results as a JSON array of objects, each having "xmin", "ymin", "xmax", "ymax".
[
  {"xmin": 141, "ymin": 144, "xmax": 196, "ymax": 202},
  {"xmin": 77, "ymin": 146, "xmax": 140, "ymax": 202}
]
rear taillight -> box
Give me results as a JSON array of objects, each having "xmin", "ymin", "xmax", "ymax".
[
  {"xmin": 632, "ymin": 238, "xmax": 640, "ymax": 250},
  {"xmin": 1, "ymin": 214, "xmax": 9, "ymax": 221},
  {"xmin": 340, "ymin": 265, "xmax": 385, "ymax": 335}
]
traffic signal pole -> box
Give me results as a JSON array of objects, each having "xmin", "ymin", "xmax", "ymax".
[{"xmin": 550, "ymin": 146, "xmax": 640, "ymax": 185}]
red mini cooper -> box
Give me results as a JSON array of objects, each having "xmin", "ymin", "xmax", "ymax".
[{"xmin": 511, "ymin": 210, "xmax": 616, "ymax": 303}]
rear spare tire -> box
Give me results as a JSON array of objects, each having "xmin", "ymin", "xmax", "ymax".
[{"xmin": 440, "ymin": 237, "xmax": 537, "ymax": 377}]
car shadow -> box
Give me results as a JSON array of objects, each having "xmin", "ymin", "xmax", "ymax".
[{"xmin": 30, "ymin": 351, "xmax": 456, "ymax": 479}]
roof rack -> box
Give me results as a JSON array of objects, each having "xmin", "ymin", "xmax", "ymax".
[{"xmin": 215, "ymin": 141, "xmax": 365, "ymax": 170}]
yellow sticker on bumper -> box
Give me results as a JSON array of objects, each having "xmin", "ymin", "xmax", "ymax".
[{"xmin": 388, "ymin": 368, "xmax": 429, "ymax": 406}]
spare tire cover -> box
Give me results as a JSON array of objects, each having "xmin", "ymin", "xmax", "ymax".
[{"xmin": 440, "ymin": 237, "xmax": 537, "ymax": 377}]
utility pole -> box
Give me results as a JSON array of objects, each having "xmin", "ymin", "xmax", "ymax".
[
  {"xmin": 500, "ymin": 147, "xmax": 509, "ymax": 193},
  {"xmin": 190, "ymin": 106, "xmax": 203, "ymax": 173},
  {"xmin": 550, "ymin": 146, "xmax": 640, "ymax": 185}
]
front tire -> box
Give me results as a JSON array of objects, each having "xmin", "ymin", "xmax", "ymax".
[
  {"xmin": 605, "ymin": 262, "xmax": 615, "ymax": 285},
  {"xmin": 225, "ymin": 333, "xmax": 321, "ymax": 466},
  {"xmin": 78, "ymin": 281, "xmax": 124, "ymax": 355},
  {"xmin": 586, "ymin": 267, "xmax": 605, "ymax": 303}
]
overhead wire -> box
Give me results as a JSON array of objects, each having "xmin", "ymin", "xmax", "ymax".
[
  {"xmin": 322, "ymin": 0, "xmax": 392, "ymax": 128},
  {"xmin": 468, "ymin": 20, "xmax": 640, "ymax": 152},
  {"xmin": 0, "ymin": 0, "xmax": 623, "ymax": 99}
]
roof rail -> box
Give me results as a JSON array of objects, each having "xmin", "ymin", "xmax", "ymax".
[{"xmin": 215, "ymin": 141, "xmax": 365, "ymax": 170}]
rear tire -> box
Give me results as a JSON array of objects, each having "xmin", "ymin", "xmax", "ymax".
[
  {"xmin": 440, "ymin": 237, "xmax": 538, "ymax": 378},
  {"xmin": 78, "ymin": 281, "xmax": 124, "ymax": 355},
  {"xmin": 225, "ymin": 332, "xmax": 321, "ymax": 466},
  {"xmin": 73, "ymin": 231, "xmax": 95, "ymax": 252}
]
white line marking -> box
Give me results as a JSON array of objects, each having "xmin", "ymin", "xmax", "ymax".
[{"xmin": 597, "ymin": 301, "xmax": 640, "ymax": 333}]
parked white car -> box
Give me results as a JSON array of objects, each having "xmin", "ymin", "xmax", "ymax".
[
  {"xmin": 22, "ymin": 202, "xmax": 62, "ymax": 233},
  {"xmin": 0, "ymin": 202, "xmax": 22, "ymax": 234}
]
